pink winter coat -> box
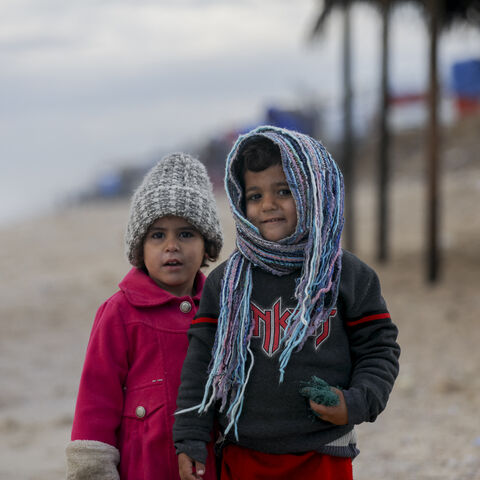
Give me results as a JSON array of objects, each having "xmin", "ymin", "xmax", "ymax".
[{"xmin": 71, "ymin": 267, "xmax": 217, "ymax": 480}]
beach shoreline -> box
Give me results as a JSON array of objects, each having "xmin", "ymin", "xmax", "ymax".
[{"xmin": 1, "ymin": 119, "xmax": 479, "ymax": 478}]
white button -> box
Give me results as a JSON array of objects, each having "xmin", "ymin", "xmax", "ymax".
[
  {"xmin": 135, "ymin": 406, "xmax": 146, "ymax": 418},
  {"xmin": 180, "ymin": 301, "xmax": 192, "ymax": 313}
]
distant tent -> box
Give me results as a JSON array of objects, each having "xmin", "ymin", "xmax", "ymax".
[
  {"xmin": 265, "ymin": 107, "xmax": 318, "ymax": 136},
  {"xmin": 97, "ymin": 172, "xmax": 122, "ymax": 198},
  {"xmin": 234, "ymin": 106, "xmax": 318, "ymax": 137},
  {"xmin": 451, "ymin": 58, "xmax": 480, "ymax": 114}
]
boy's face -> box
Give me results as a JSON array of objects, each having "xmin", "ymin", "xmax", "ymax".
[
  {"xmin": 143, "ymin": 216, "xmax": 205, "ymax": 297},
  {"xmin": 244, "ymin": 164, "xmax": 297, "ymax": 242}
]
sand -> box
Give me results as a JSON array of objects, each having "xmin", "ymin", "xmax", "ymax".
[{"xmin": 1, "ymin": 119, "xmax": 479, "ymax": 479}]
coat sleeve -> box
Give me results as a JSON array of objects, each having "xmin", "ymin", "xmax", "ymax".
[
  {"xmin": 70, "ymin": 297, "xmax": 129, "ymax": 447},
  {"xmin": 339, "ymin": 252, "xmax": 401, "ymax": 426},
  {"xmin": 172, "ymin": 265, "xmax": 224, "ymax": 464},
  {"xmin": 65, "ymin": 440, "xmax": 120, "ymax": 480}
]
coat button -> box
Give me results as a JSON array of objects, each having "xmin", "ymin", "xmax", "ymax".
[
  {"xmin": 180, "ymin": 301, "xmax": 192, "ymax": 313},
  {"xmin": 135, "ymin": 406, "xmax": 146, "ymax": 418}
]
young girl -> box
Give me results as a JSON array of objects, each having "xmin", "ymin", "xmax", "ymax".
[{"xmin": 66, "ymin": 153, "xmax": 223, "ymax": 480}]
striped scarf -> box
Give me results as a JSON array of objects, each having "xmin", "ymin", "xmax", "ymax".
[{"xmin": 193, "ymin": 126, "xmax": 344, "ymax": 438}]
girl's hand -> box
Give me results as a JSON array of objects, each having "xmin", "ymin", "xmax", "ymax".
[
  {"xmin": 178, "ymin": 453, "xmax": 205, "ymax": 480},
  {"xmin": 309, "ymin": 387, "xmax": 348, "ymax": 425}
]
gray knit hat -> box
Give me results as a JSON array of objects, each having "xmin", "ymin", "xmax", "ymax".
[{"xmin": 125, "ymin": 153, "xmax": 223, "ymax": 267}]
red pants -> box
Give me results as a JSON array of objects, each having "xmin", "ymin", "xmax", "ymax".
[{"xmin": 220, "ymin": 444, "xmax": 353, "ymax": 480}]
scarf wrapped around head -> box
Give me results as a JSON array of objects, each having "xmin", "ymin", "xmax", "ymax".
[{"xmin": 187, "ymin": 126, "xmax": 344, "ymax": 438}]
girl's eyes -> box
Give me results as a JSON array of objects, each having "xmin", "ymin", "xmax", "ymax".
[
  {"xmin": 278, "ymin": 188, "xmax": 291, "ymax": 196},
  {"xmin": 150, "ymin": 231, "xmax": 195, "ymax": 239}
]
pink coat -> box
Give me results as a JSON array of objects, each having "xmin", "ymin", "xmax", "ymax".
[{"xmin": 71, "ymin": 267, "xmax": 216, "ymax": 480}]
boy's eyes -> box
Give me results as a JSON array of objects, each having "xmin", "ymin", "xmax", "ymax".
[
  {"xmin": 246, "ymin": 189, "xmax": 291, "ymax": 202},
  {"xmin": 246, "ymin": 193, "xmax": 262, "ymax": 202}
]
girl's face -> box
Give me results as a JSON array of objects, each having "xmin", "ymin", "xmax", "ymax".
[
  {"xmin": 143, "ymin": 216, "xmax": 205, "ymax": 297},
  {"xmin": 244, "ymin": 164, "xmax": 297, "ymax": 242}
]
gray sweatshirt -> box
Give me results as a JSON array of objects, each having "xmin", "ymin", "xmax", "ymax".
[{"xmin": 173, "ymin": 250, "xmax": 400, "ymax": 463}]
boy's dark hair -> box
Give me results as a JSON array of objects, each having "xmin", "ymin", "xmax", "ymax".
[
  {"xmin": 239, "ymin": 136, "xmax": 282, "ymax": 175},
  {"xmin": 235, "ymin": 136, "xmax": 282, "ymax": 212}
]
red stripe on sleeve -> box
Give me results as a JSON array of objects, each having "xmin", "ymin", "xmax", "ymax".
[
  {"xmin": 191, "ymin": 317, "xmax": 218, "ymax": 325},
  {"xmin": 347, "ymin": 312, "xmax": 390, "ymax": 327}
]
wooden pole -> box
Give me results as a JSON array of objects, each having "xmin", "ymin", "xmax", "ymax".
[
  {"xmin": 426, "ymin": 0, "xmax": 441, "ymax": 282},
  {"xmin": 377, "ymin": 1, "xmax": 391, "ymax": 262},
  {"xmin": 342, "ymin": 0, "xmax": 355, "ymax": 251}
]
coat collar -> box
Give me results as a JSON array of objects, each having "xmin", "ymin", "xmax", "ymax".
[{"xmin": 119, "ymin": 267, "xmax": 206, "ymax": 307}]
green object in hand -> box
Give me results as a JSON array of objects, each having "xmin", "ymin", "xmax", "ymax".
[{"xmin": 299, "ymin": 376, "xmax": 340, "ymax": 408}]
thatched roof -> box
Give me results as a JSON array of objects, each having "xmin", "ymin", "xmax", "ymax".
[
  {"xmin": 424, "ymin": 0, "xmax": 480, "ymax": 28},
  {"xmin": 310, "ymin": 0, "xmax": 480, "ymax": 37}
]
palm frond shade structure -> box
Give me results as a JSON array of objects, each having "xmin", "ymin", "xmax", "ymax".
[
  {"xmin": 413, "ymin": 0, "xmax": 480, "ymax": 27},
  {"xmin": 309, "ymin": 0, "xmax": 401, "ymax": 257},
  {"xmin": 310, "ymin": 0, "xmax": 356, "ymax": 251},
  {"xmin": 309, "ymin": 0, "xmax": 480, "ymax": 282},
  {"xmin": 412, "ymin": 0, "xmax": 480, "ymax": 281}
]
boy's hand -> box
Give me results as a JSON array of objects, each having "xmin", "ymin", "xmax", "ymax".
[
  {"xmin": 309, "ymin": 387, "xmax": 348, "ymax": 425},
  {"xmin": 178, "ymin": 453, "xmax": 205, "ymax": 480}
]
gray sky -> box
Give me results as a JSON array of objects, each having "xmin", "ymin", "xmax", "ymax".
[{"xmin": 1, "ymin": 0, "xmax": 479, "ymax": 223}]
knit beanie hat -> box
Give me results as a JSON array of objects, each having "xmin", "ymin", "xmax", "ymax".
[{"xmin": 125, "ymin": 153, "xmax": 223, "ymax": 267}]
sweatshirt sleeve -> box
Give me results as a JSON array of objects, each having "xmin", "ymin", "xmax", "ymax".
[
  {"xmin": 173, "ymin": 264, "xmax": 224, "ymax": 464},
  {"xmin": 71, "ymin": 297, "xmax": 129, "ymax": 447},
  {"xmin": 339, "ymin": 251, "xmax": 400, "ymax": 426}
]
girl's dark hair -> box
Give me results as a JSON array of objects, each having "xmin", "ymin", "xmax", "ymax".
[{"xmin": 202, "ymin": 239, "xmax": 220, "ymax": 268}]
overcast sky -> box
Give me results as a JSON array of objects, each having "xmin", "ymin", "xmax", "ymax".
[{"xmin": 1, "ymin": 0, "xmax": 479, "ymax": 223}]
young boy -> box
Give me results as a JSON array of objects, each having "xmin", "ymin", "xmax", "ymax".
[{"xmin": 173, "ymin": 127, "xmax": 400, "ymax": 480}]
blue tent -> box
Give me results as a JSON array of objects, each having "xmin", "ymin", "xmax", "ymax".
[{"xmin": 452, "ymin": 59, "xmax": 480, "ymax": 98}]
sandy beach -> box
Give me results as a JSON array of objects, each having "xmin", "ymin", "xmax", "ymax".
[{"xmin": 1, "ymin": 116, "xmax": 479, "ymax": 479}]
